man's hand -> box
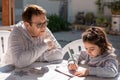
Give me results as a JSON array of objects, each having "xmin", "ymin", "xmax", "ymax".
[
  {"xmin": 47, "ymin": 40, "xmax": 55, "ymax": 50},
  {"xmin": 44, "ymin": 38, "xmax": 55, "ymax": 50}
]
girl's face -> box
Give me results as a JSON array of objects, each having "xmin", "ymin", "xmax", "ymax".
[{"xmin": 84, "ymin": 42, "xmax": 101, "ymax": 58}]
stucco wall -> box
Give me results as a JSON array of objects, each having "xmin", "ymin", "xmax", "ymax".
[
  {"xmin": 15, "ymin": 0, "xmax": 23, "ymax": 23},
  {"xmin": 23, "ymin": 0, "xmax": 60, "ymax": 15},
  {"xmin": 68, "ymin": 0, "xmax": 97, "ymax": 23},
  {"xmin": 15, "ymin": 0, "xmax": 112, "ymax": 23}
]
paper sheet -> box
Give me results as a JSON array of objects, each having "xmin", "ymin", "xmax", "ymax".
[
  {"xmin": 55, "ymin": 65, "xmax": 74, "ymax": 77},
  {"xmin": 55, "ymin": 64, "xmax": 87, "ymax": 78}
]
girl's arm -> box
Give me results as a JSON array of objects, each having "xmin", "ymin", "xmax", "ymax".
[{"xmin": 89, "ymin": 58, "xmax": 118, "ymax": 77}]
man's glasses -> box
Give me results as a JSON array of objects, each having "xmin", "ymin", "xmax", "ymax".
[{"xmin": 30, "ymin": 19, "xmax": 49, "ymax": 28}]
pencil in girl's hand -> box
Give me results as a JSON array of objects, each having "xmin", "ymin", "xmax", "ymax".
[{"xmin": 68, "ymin": 47, "xmax": 75, "ymax": 64}]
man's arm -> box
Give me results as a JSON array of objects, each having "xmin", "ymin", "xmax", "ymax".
[
  {"xmin": 41, "ymin": 28, "xmax": 63, "ymax": 63},
  {"xmin": 7, "ymin": 28, "xmax": 47, "ymax": 68}
]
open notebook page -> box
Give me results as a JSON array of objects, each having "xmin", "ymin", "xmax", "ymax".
[{"xmin": 55, "ymin": 64, "xmax": 86, "ymax": 78}]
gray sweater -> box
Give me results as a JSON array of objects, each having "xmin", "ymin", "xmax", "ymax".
[
  {"xmin": 69, "ymin": 48, "xmax": 118, "ymax": 78},
  {"xmin": 3, "ymin": 21, "xmax": 63, "ymax": 68}
]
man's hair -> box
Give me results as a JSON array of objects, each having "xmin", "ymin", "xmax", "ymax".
[
  {"xmin": 82, "ymin": 27, "xmax": 112, "ymax": 54},
  {"xmin": 22, "ymin": 4, "xmax": 46, "ymax": 22}
]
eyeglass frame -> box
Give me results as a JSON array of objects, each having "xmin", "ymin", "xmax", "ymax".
[{"xmin": 29, "ymin": 19, "xmax": 49, "ymax": 28}]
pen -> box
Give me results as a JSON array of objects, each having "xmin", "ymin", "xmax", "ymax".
[{"xmin": 68, "ymin": 47, "xmax": 75, "ymax": 64}]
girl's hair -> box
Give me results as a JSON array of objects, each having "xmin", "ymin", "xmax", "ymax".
[
  {"xmin": 82, "ymin": 27, "xmax": 112, "ymax": 54},
  {"xmin": 22, "ymin": 4, "xmax": 46, "ymax": 23}
]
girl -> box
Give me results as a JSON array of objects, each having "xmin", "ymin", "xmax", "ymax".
[{"xmin": 68, "ymin": 27, "xmax": 118, "ymax": 78}]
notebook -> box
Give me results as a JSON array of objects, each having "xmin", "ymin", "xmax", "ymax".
[
  {"xmin": 55, "ymin": 65, "xmax": 74, "ymax": 77},
  {"xmin": 55, "ymin": 64, "xmax": 87, "ymax": 78}
]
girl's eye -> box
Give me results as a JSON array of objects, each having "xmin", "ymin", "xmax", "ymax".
[
  {"xmin": 86, "ymin": 48, "xmax": 95, "ymax": 51},
  {"xmin": 89, "ymin": 48, "xmax": 95, "ymax": 51}
]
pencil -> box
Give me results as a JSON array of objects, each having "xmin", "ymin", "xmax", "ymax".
[{"xmin": 68, "ymin": 47, "xmax": 75, "ymax": 64}]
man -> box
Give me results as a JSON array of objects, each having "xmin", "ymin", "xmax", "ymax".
[{"xmin": 2, "ymin": 4, "xmax": 63, "ymax": 68}]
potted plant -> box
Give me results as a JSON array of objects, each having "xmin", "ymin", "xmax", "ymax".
[
  {"xmin": 108, "ymin": 1, "xmax": 120, "ymax": 15},
  {"xmin": 95, "ymin": 16, "xmax": 111, "ymax": 33},
  {"xmin": 85, "ymin": 12, "xmax": 95, "ymax": 25},
  {"xmin": 95, "ymin": 0, "xmax": 104, "ymax": 16}
]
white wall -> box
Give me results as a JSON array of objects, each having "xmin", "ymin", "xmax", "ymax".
[
  {"xmin": 17, "ymin": 0, "xmax": 111, "ymax": 23},
  {"xmin": 15, "ymin": 0, "xmax": 23, "ymax": 23},
  {"xmin": 68, "ymin": 0, "xmax": 97, "ymax": 23},
  {"xmin": 23, "ymin": 0, "xmax": 61, "ymax": 15}
]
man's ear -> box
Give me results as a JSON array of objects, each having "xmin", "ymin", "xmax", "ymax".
[{"xmin": 24, "ymin": 22, "xmax": 30, "ymax": 28}]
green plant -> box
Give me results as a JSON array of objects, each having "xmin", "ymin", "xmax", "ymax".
[
  {"xmin": 96, "ymin": 17, "xmax": 111, "ymax": 33},
  {"xmin": 75, "ymin": 12, "xmax": 85, "ymax": 24},
  {"xmin": 107, "ymin": 1, "xmax": 120, "ymax": 14},
  {"xmin": 47, "ymin": 14, "xmax": 70, "ymax": 32},
  {"xmin": 85, "ymin": 12, "xmax": 95, "ymax": 25},
  {"xmin": 95, "ymin": 0, "xmax": 104, "ymax": 16},
  {"xmin": 96, "ymin": 17, "xmax": 110, "ymax": 27},
  {"xmin": 111, "ymin": 1, "xmax": 120, "ymax": 12}
]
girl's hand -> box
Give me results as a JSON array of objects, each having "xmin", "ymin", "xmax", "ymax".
[
  {"xmin": 68, "ymin": 63, "xmax": 78, "ymax": 71},
  {"xmin": 74, "ymin": 68, "xmax": 89, "ymax": 77}
]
